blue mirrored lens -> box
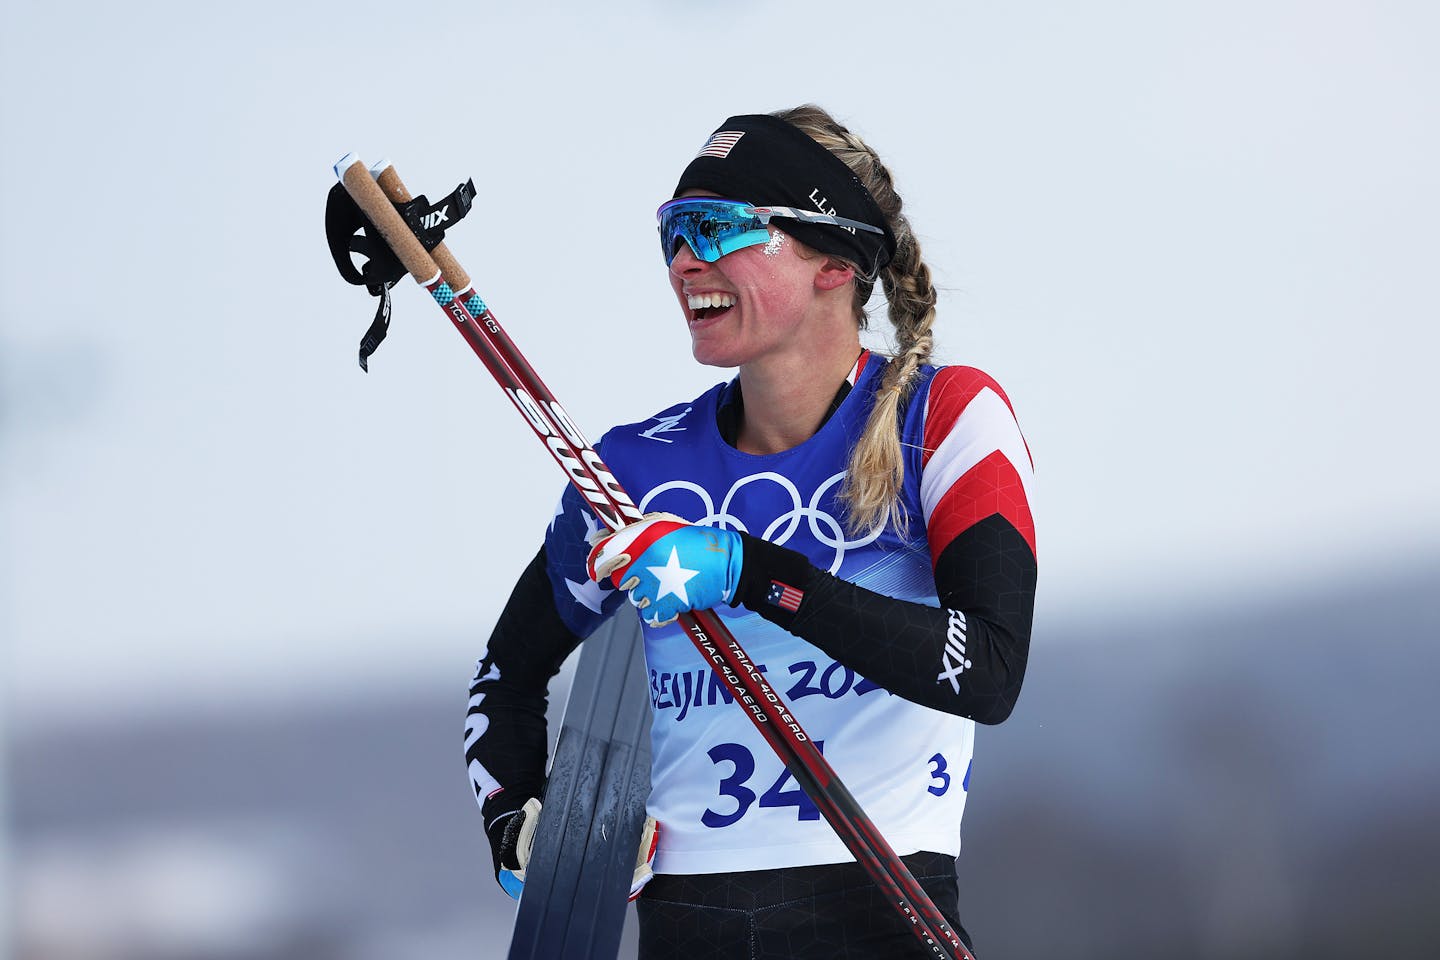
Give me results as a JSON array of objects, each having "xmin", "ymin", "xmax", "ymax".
[{"xmin": 657, "ymin": 198, "xmax": 772, "ymax": 265}]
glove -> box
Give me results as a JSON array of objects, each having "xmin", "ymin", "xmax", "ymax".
[
  {"xmin": 629, "ymin": 814, "xmax": 661, "ymax": 901},
  {"xmin": 486, "ymin": 796, "xmax": 542, "ymax": 900},
  {"xmin": 586, "ymin": 513, "xmax": 744, "ymax": 626},
  {"xmin": 486, "ymin": 794, "xmax": 662, "ymax": 902}
]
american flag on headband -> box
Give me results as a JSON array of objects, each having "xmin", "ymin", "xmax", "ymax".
[
  {"xmin": 696, "ymin": 130, "xmax": 745, "ymax": 159},
  {"xmin": 766, "ymin": 580, "xmax": 804, "ymax": 612}
]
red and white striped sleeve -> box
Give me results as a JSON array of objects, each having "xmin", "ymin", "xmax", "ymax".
[{"xmin": 918, "ymin": 366, "xmax": 1036, "ymax": 567}]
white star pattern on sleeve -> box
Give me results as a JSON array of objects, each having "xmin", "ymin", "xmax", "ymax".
[
  {"xmin": 580, "ymin": 510, "xmax": 605, "ymax": 545},
  {"xmin": 565, "ymin": 576, "xmax": 613, "ymax": 614},
  {"xmin": 648, "ymin": 547, "xmax": 699, "ymax": 605}
]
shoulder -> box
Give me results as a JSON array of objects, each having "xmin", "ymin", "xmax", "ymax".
[
  {"xmin": 905, "ymin": 365, "xmax": 1026, "ymax": 452},
  {"xmin": 909, "ymin": 364, "xmax": 1038, "ymax": 557},
  {"xmin": 917, "ymin": 365, "xmax": 1020, "ymax": 426}
]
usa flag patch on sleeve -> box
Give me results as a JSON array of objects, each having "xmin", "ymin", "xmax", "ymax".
[{"xmin": 767, "ymin": 580, "xmax": 804, "ymax": 612}]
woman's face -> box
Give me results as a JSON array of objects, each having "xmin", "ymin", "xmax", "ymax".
[{"xmin": 666, "ymin": 194, "xmax": 853, "ymax": 369}]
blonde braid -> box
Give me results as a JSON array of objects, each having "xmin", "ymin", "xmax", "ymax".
[{"xmin": 772, "ymin": 105, "xmax": 939, "ymax": 536}]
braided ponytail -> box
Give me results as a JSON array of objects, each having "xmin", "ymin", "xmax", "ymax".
[{"xmin": 772, "ymin": 105, "xmax": 939, "ymax": 536}]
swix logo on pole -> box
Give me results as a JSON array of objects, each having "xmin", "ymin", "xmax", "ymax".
[
  {"xmin": 546, "ymin": 400, "xmax": 588, "ymax": 449},
  {"xmin": 421, "ymin": 205, "xmax": 449, "ymax": 230},
  {"xmin": 506, "ymin": 387, "xmax": 643, "ymax": 530}
]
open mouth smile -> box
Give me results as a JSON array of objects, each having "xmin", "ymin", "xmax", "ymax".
[{"xmin": 687, "ymin": 292, "xmax": 736, "ymax": 324}]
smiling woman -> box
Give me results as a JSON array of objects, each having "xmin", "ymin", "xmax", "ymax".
[{"xmin": 465, "ymin": 104, "xmax": 1038, "ymax": 959}]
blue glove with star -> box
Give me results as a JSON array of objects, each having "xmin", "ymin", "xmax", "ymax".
[{"xmin": 586, "ymin": 513, "xmax": 744, "ymax": 626}]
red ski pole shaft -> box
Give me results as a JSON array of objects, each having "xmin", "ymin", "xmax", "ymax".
[{"xmin": 336, "ymin": 153, "xmax": 973, "ymax": 960}]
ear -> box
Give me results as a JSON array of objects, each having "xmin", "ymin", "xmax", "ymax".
[{"xmin": 813, "ymin": 257, "xmax": 855, "ymax": 292}]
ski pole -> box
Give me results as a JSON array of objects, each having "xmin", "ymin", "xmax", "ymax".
[{"xmin": 334, "ymin": 153, "xmax": 975, "ymax": 960}]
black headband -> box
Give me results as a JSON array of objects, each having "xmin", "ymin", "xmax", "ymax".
[{"xmin": 672, "ymin": 114, "xmax": 897, "ymax": 274}]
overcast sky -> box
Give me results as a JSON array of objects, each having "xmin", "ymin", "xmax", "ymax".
[{"xmin": 3, "ymin": 0, "xmax": 1436, "ymax": 724}]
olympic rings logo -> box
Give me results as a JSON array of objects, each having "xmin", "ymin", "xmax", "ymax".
[{"xmin": 637, "ymin": 471, "xmax": 884, "ymax": 574}]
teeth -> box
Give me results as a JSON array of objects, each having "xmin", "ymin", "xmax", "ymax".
[{"xmin": 687, "ymin": 293, "xmax": 736, "ymax": 311}]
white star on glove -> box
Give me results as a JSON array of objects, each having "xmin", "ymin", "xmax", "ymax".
[{"xmin": 647, "ymin": 547, "xmax": 699, "ymax": 605}]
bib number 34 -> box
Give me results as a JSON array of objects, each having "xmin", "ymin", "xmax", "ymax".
[{"xmin": 701, "ymin": 743, "xmax": 957, "ymax": 827}]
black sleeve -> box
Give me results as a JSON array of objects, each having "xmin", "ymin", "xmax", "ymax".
[
  {"xmin": 732, "ymin": 513, "xmax": 1036, "ymax": 724},
  {"xmin": 466, "ymin": 545, "xmax": 584, "ymax": 836}
]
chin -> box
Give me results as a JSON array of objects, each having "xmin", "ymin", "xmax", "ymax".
[{"xmin": 689, "ymin": 340, "xmax": 744, "ymax": 369}]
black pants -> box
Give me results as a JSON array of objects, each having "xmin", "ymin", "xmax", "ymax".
[{"xmin": 636, "ymin": 851, "xmax": 974, "ymax": 960}]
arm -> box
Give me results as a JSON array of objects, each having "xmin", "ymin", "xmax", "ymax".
[
  {"xmin": 466, "ymin": 546, "xmax": 584, "ymax": 866},
  {"xmin": 736, "ymin": 367, "xmax": 1036, "ymax": 722},
  {"xmin": 470, "ymin": 477, "xmax": 631, "ymax": 889},
  {"xmin": 735, "ymin": 516, "xmax": 1035, "ymax": 724},
  {"xmin": 589, "ymin": 505, "xmax": 1036, "ymax": 724},
  {"xmin": 469, "ymin": 539, "xmax": 659, "ymax": 900}
]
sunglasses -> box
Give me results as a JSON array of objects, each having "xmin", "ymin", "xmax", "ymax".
[{"xmin": 656, "ymin": 197, "xmax": 885, "ymax": 266}]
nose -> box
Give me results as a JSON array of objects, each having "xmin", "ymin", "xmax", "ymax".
[{"xmin": 668, "ymin": 239, "xmax": 706, "ymax": 278}]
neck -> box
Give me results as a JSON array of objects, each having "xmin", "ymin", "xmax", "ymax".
[{"xmin": 735, "ymin": 338, "xmax": 864, "ymax": 455}]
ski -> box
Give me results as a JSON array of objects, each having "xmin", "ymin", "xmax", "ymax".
[{"xmin": 508, "ymin": 605, "xmax": 650, "ymax": 959}]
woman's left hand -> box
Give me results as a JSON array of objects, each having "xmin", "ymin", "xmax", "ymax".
[{"xmin": 586, "ymin": 513, "xmax": 744, "ymax": 626}]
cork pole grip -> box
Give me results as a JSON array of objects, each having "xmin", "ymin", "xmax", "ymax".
[
  {"xmin": 371, "ymin": 163, "xmax": 471, "ymax": 292},
  {"xmin": 333, "ymin": 153, "xmax": 439, "ymax": 284}
]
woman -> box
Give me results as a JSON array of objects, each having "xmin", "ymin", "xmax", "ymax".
[{"xmin": 467, "ymin": 105, "xmax": 1037, "ymax": 958}]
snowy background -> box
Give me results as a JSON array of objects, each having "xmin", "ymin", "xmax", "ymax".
[{"xmin": 3, "ymin": 1, "xmax": 1437, "ymax": 958}]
